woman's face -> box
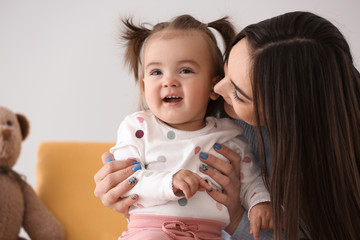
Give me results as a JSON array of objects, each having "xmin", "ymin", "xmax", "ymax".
[{"xmin": 214, "ymin": 38, "xmax": 258, "ymax": 126}]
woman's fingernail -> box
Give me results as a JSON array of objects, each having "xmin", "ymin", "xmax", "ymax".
[
  {"xmin": 132, "ymin": 161, "xmax": 139, "ymax": 165},
  {"xmin": 206, "ymin": 188, "xmax": 213, "ymax": 192},
  {"xmin": 106, "ymin": 157, "xmax": 114, "ymax": 163},
  {"xmin": 214, "ymin": 143, "xmax": 222, "ymax": 150},
  {"xmin": 200, "ymin": 152, "xmax": 208, "ymax": 160},
  {"xmin": 128, "ymin": 177, "xmax": 137, "ymax": 185},
  {"xmin": 200, "ymin": 164, "xmax": 208, "ymax": 171},
  {"xmin": 131, "ymin": 195, "xmax": 137, "ymax": 200},
  {"xmin": 132, "ymin": 163, "xmax": 141, "ymax": 172}
]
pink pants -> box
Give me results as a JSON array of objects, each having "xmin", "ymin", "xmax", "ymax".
[{"xmin": 119, "ymin": 214, "xmax": 225, "ymax": 240}]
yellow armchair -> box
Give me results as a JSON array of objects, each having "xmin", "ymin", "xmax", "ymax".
[{"xmin": 36, "ymin": 141, "xmax": 128, "ymax": 240}]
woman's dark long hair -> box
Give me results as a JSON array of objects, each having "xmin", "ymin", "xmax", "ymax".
[{"xmin": 227, "ymin": 11, "xmax": 360, "ymax": 239}]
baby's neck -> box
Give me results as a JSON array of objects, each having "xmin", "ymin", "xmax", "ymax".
[{"xmin": 165, "ymin": 119, "xmax": 206, "ymax": 131}]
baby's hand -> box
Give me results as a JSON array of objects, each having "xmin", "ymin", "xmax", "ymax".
[
  {"xmin": 249, "ymin": 202, "xmax": 273, "ymax": 240},
  {"xmin": 172, "ymin": 169, "xmax": 212, "ymax": 199}
]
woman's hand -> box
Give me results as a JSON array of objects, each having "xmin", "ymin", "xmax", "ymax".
[
  {"xmin": 93, "ymin": 152, "xmax": 140, "ymax": 218},
  {"xmin": 198, "ymin": 143, "xmax": 245, "ymax": 235}
]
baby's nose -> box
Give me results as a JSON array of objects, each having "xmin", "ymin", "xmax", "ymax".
[{"xmin": 163, "ymin": 76, "xmax": 180, "ymax": 88}]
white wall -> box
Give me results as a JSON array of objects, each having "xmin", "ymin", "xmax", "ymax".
[{"xmin": 1, "ymin": 0, "xmax": 359, "ymax": 189}]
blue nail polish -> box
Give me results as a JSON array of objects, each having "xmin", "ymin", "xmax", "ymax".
[
  {"xmin": 200, "ymin": 164, "xmax": 208, "ymax": 171},
  {"xmin": 206, "ymin": 188, "xmax": 213, "ymax": 192},
  {"xmin": 131, "ymin": 195, "xmax": 137, "ymax": 200},
  {"xmin": 132, "ymin": 163, "xmax": 141, "ymax": 172},
  {"xmin": 106, "ymin": 157, "xmax": 114, "ymax": 163},
  {"xmin": 214, "ymin": 143, "xmax": 222, "ymax": 150},
  {"xmin": 200, "ymin": 152, "xmax": 208, "ymax": 160},
  {"xmin": 132, "ymin": 161, "xmax": 139, "ymax": 165},
  {"xmin": 128, "ymin": 177, "xmax": 137, "ymax": 185}
]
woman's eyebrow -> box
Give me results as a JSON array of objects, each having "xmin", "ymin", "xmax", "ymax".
[{"xmin": 230, "ymin": 79, "xmax": 252, "ymax": 100}]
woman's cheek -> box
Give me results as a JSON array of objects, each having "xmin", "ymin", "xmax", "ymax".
[
  {"xmin": 223, "ymin": 102, "xmax": 237, "ymax": 119},
  {"xmin": 234, "ymin": 106, "xmax": 257, "ymax": 126}
]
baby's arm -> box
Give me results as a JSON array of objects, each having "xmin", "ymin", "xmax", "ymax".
[
  {"xmin": 117, "ymin": 161, "xmax": 212, "ymax": 207},
  {"xmin": 249, "ymin": 202, "xmax": 273, "ymax": 240},
  {"xmin": 125, "ymin": 168, "xmax": 180, "ymax": 206},
  {"xmin": 232, "ymin": 138, "xmax": 270, "ymax": 210},
  {"xmin": 230, "ymin": 137, "xmax": 272, "ymax": 238},
  {"xmin": 112, "ymin": 144, "xmax": 182, "ymax": 207},
  {"xmin": 111, "ymin": 114, "xmax": 181, "ymax": 207}
]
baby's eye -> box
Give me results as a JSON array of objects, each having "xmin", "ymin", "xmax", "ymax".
[
  {"xmin": 150, "ymin": 70, "xmax": 162, "ymax": 76},
  {"xmin": 7, "ymin": 120, "xmax": 13, "ymax": 126},
  {"xmin": 180, "ymin": 68, "xmax": 194, "ymax": 74}
]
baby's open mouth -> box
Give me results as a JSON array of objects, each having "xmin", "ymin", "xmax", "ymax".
[{"xmin": 163, "ymin": 96, "xmax": 183, "ymax": 103}]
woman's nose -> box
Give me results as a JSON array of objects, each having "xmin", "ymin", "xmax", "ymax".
[{"xmin": 214, "ymin": 77, "xmax": 226, "ymax": 96}]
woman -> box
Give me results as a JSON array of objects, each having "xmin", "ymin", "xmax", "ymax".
[
  {"xmin": 217, "ymin": 11, "xmax": 360, "ymax": 239},
  {"xmin": 94, "ymin": 11, "xmax": 360, "ymax": 239}
]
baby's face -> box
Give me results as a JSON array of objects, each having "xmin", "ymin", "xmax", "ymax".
[{"xmin": 142, "ymin": 30, "xmax": 216, "ymax": 131}]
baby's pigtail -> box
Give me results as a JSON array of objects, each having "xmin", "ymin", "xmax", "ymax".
[
  {"xmin": 121, "ymin": 18, "xmax": 151, "ymax": 82},
  {"xmin": 207, "ymin": 17, "xmax": 236, "ymax": 54}
]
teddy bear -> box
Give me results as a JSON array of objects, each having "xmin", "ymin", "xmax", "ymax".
[{"xmin": 0, "ymin": 106, "xmax": 64, "ymax": 240}]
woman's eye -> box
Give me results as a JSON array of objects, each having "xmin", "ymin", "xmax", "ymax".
[
  {"xmin": 150, "ymin": 70, "xmax": 162, "ymax": 76},
  {"xmin": 232, "ymin": 90, "xmax": 245, "ymax": 103}
]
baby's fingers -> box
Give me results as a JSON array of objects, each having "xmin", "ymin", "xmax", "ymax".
[
  {"xmin": 194, "ymin": 173, "xmax": 212, "ymax": 192},
  {"xmin": 182, "ymin": 174, "xmax": 208, "ymax": 198},
  {"xmin": 250, "ymin": 219, "xmax": 261, "ymax": 240},
  {"xmin": 268, "ymin": 218, "xmax": 274, "ymax": 230},
  {"xmin": 174, "ymin": 180, "xmax": 190, "ymax": 198}
]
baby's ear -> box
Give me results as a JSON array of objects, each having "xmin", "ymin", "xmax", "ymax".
[
  {"xmin": 210, "ymin": 76, "xmax": 220, "ymax": 100},
  {"xmin": 210, "ymin": 91, "xmax": 219, "ymax": 100},
  {"xmin": 16, "ymin": 113, "xmax": 30, "ymax": 140},
  {"xmin": 140, "ymin": 79, "xmax": 145, "ymax": 92}
]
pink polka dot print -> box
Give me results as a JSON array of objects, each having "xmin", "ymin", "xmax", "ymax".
[
  {"xmin": 136, "ymin": 203, "xmax": 144, "ymax": 208},
  {"xmin": 243, "ymin": 157, "xmax": 251, "ymax": 163},
  {"xmin": 136, "ymin": 117, "xmax": 144, "ymax": 123},
  {"xmin": 194, "ymin": 146, "xmax": 201, "ymax": 154},
  {"xmin": 216, "ymin": 202, "xmax": 223, "ymax": 211},
  {"xmin": 250, "ymin": 192, "xmax": 257, "ymax": 199}
]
